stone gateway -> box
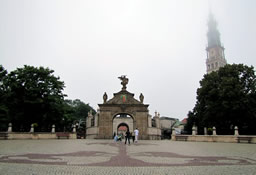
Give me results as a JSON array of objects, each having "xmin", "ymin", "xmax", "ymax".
[{"xmin": 86, "ymin": 76, "xmax": 161, "ymax": 140}]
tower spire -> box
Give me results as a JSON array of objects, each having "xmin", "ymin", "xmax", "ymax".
[
  {"xmin": 206, "ymin": 13, "xmax": 227, "ymax": 74},
  {"xmin": 207, "ymin": 13, "xmax": 221, "ymax": 47}
]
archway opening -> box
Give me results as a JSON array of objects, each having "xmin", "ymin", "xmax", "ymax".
[
  {"xmin": 117, "ymin": 123, "xmax": 128, "ymax": 138},
  {"xmin": 114, "ymin": 113, "xmax": 133, "ymax": 120},
  {"xmin": 113, "ymin": 113, "xmax": 133, "ymax": 138}
]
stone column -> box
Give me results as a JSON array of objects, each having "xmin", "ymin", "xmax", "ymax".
[
  {"xmin": 30, "ymin": 124, "xmax": 34, "ymax": 133},
  {"xmin": 171, "ymin": 128, "xmax": 176, "ymax": 140},
  {"xmin": 234, "ymin": 126, "xmax": 239, "ymax": 136},
  {"xmin": 204, "ymin": 127, "xmax": 207, "ymax": 135},
  {"xmin": 148, "ymin": 114, "xmax": 152, "ymax": 127},
  {"xmin": 94, "ymin": 109, "xmax": 100, "ymax": 127},
  {"xmin": 51, "ymin": 124, "xmax": 55, "ymax": 133},
  {"xmin": 192, "ymin": 125, "xmax": 196, "ymax": 136},
  {"xmin": 155, "ymin": 113, "xmax": 160, "ymax": 129},
  {"xmin": 213, "ymin": 126, "xmax": 216, "ymax": 135},
  {"xmin": 7, "ymin": 123, "xmax": 12, "ymax": 132},
  {"xmin": 87, "ymin": 111, "xmax": 93, "ymax": 128},
  {"xmin": 94, "ymin": 114, "xmax": 98, "ymax": 127},
  {"xmin": 172, "ymin": 128, "xmax": 176, "ymax": 136},
  {"xmin": 86, "ymin": 116, "xmax": 89, "ymax": 128}
]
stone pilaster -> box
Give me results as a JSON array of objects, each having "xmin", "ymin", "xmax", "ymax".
[
  {"xmin": 7, "ymin": 123, "xmax": 12, "ymax": 132},
  {"xmin": 51, "ymin": 124, "xmax": 55, "ymax": 133},
  {"xmin": 192, "ymin": 125, "xmax": 196, "ymax": 136},
  {"xmin": 204, "ymin": 127, "xmax": 207, "ymax": 135},
  {"xmin": 234, "ymin": 126, "xmax": 239, "ymax": 136},
  {"xmin": 72, "ymin": 124, "xmax": 76, "ymax": 133},
  {"xmin": 30, "ymin": 124, "xmax": 34, "ymax": 133},
  {"xmin": 213, "ymin": 126, "xmax": 217, "ymax": 135},
  {"xmin": 148, "ymin": 114, "xmax": 152, "ymax": 127}
]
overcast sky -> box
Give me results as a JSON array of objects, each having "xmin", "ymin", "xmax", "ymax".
[{"xmin": 1, "ymin": 0, "xmax": 256, "ymax": 120}]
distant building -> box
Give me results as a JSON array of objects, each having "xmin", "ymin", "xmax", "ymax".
[
  {"xmin": 173, "ymin": 118, "xmax": 187, "ymax": 134},
  {"xmin": 206, "ymin": 13, "xmax": 227, "ymax": 74},
  {"xmin": 160, "ymin": 117, "xmax": 178, "ymax": 139},
  {"xmin": 160, "ymin": 117, "xmax": 178, "ymax": 129}
]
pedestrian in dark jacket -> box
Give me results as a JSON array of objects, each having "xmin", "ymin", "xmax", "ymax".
[
  {"xmin": 131, "ymin": 131, "xmax": 135, "ymax": 143},
  {"xmin": 125, "ymin": 130, "xmax": 130, "ymax": 145}
]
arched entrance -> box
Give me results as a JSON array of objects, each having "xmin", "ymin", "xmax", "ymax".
[
  {"xmin": 117, "ymin": 123, "xmax": 128, "ymax": 139},
  {"xmin": 113, "ymin": 113, "xmax": 133, "ymax": 137},
  {"xmin": 86, "ymin": 76, "xmax": 161, "ymax": 140}
]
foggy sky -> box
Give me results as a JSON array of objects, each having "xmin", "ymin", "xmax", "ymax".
[{"xmin": 1, "ymin": 0, "xmax": 256, "ymax": 120}]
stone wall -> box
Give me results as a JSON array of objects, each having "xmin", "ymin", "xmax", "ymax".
[
  {"xmin": 160, "ymin": 118, "xmax": 176, "ymax": 129},
  {"xmin": 172, "ymin": 135, "xmax": 256, "ymax": 143},
  {"xmin": 86, "ymin": 127, "xmax": 99, "ymax": 139},
  {"xmin": 147, "ymin": 127, "xmax": 161, "ymax": 140},
  {"xmin": 5, "ymin": 132, "xmax": 77, "ymax": 140},
  {"xmin": 98, "ymin": 110, "xmax": 113, "ymax": 139},
  {"xmin": 134, "ymin": 111, "xmax": 149, "ymax": 140}
]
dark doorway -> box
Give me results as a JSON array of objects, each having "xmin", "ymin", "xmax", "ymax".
[{"xmin": 117, "ymin": 123, "xmax": 129, "ymax": 139}]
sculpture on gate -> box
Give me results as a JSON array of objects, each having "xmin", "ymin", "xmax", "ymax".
[
  {"xmin": 103, "ymin": 92, "xmax": 108, "ymax": 103},
  {"xmin": 118, "ymin": 75, "xmax": 129, "ymax": 90},
  {"xmin": 139, "ymin": 93, "xmax": 144, "ymax": 103}
]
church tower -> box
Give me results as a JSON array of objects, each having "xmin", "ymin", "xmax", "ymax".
[{"xmin": 206, "ymin": 13, "xmax": 227, "ymax": 74}]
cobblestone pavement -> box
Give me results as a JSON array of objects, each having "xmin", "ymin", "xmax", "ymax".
[{"xmin": 0, "ymin": 139, "xmax": 256, "ymax": 174}]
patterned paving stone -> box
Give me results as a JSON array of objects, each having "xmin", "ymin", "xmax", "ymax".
[{"xmin": 0, "ymin": 139, "xmax": 255, "ymax": 174}]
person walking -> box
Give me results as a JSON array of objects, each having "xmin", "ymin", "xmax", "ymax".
[
  {"xmin": 125, "ymin": 130, "xmax": 131, "ymax": 145},
  {"xmin": 134, "ymin": 128, "xmax": 139, "ymax": 143},
  {"xmin": 131, "ymin": 131, "xmax": 135, "ymax": 143}
]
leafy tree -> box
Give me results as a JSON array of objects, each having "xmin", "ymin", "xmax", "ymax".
[
  {"xmin": 0, "ymin": 65, "xmax": 9, "ymax": 131},
  {"xmin": 0, "ymin": 65, "xmax": 96, "ymax": 132},
  {"xmin": 68, "ymin": 99, "xmax": 95, "ymax": 119},
  {"xmin": 184, "ymin": 111, "xmax": 195, "ymax": 135},
  {"xmin": 63, "ymin": 99, "xmax": 95, "ymax": 135},
  {"xmin": 5, "ymin": 65, "xmax": 66, "ymax": 132},
  {"xmin": 186, "ymin": 64, "xmax": 256, "ymax": 135},
  {"xmin": 63, "ymin": 99, "xmax": 95, "ymax": 124}
]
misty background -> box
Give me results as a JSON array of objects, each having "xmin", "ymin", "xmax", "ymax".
[{"xmin": 1, "ymin": 0, "xmax": 256, "ymax": 120}]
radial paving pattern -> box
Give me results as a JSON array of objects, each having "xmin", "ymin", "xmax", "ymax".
[{"xmin": 0, "ymin": 140, "xmax": 255, "ymax": 174}]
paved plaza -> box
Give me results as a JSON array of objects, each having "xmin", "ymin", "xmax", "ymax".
[{"xmin": 0, "ymin": 139, "xmax": 255, "ymax": 174}]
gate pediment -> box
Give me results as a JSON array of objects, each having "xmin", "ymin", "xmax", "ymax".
[
  {"xmin": 99, "ymin": 89, "xmax": 149, "ymax": 112},
  {"xmin": 105, "ymin": 90, "xmax": 141, "ymax": 105}
]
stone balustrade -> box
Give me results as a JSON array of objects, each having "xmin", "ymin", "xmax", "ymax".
[
  {"xmin": 171, "ymin": 126, "xmax": 256, "ymax": 143},
  {"xmin": 0, "ymin": 123, "xmax": 77, "ymax": 140}
]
